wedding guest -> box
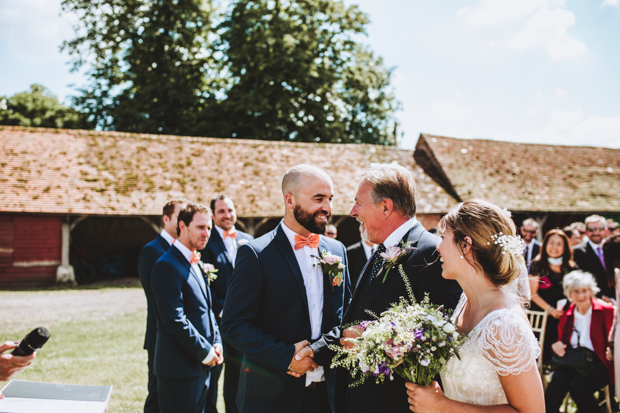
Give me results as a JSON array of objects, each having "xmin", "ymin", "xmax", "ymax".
[
  {"xmin": 545, "ymin": 271, "xmax": 614, "ymax": 413},
  {"xmin": 345, "ymin": 224, "xmax": 376, "ymax": 289},
  {"xmin": 562, "ymin": 226, "xmax": 581, "ymax": 247},
  {"xmin": 199, "ymin": 195, "xmax": 253, "ymax": 413},
  {"xmin": 528, "ymin": 229, "xmax": 578, "ymax": 366},
  {"xmin": 138, "ymin": 198, "xmax": 186, "ymax": 413},
  {"xmin": 405, "ymin": 200, "xmax": 543, "ymax": 412},
  {"xmin": 604, "ymin": 235, "xmax": 620, "ymax": 409},
  {"xmin": 571, "ymin": 222, "xmax": 587, "ymax": 244},
  {"xmin": 324, "ymin": 224, "xmax": 338, "ymax": 239},
  {"xmin": 573, "ymin": 215, "xmax": 613, "ymax": 300},
  {"xmin": 607, "ymin": 220, "xmax": 619, "ymax": 240},
  {"xmin": 521, "ymin": 218, "xmax": 541, "ymax": 270}
]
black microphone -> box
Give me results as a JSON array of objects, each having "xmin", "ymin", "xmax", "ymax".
[{"xmin": 11, "ymin": 327, "xmax": 50, "ymax": 357}]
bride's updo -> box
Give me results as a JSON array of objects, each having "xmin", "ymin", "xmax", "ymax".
[{"xmin": 439, "ymin": 199, "xmax": 524, "ymax": 286}]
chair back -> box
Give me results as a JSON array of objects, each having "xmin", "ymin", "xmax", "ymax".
[{"xmin": 524, "ymin": 309, "xmax": 548, "ymax": 377}]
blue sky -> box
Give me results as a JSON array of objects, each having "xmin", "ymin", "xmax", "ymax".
[{"xmin": 1, "ymin": 0, "xmax": 619, "ymax": 149}]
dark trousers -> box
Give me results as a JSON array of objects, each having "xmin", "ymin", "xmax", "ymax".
[
  {"xmin": 158, "ymin": 372, "xmax": 210, "ymax": 413},
  {"xmin": 144, "ymin": 350, "xmax": 160, "ymax": 413},
  {"xmin": 301, "ymin": 382, "xmax": 331, "ymax": 413},
  {"xmin": 223, "ymin": 340, "xmax": 243, "ymax": 413},
  {"xmin": 206, "ymin": 363, "xmax": 221, "ymax": 413},
  {"xmin": 545, "ymin": 354, "xmax": 610, "ymax": 413}
]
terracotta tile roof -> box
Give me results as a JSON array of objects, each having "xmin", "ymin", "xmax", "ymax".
[
  {"xmin": 0, "ymin": 127, "xmax": 456, "ymax": 217},
  {"xmin": 414, "ymin": 133, "xmax": 620, "ymax": 212}
]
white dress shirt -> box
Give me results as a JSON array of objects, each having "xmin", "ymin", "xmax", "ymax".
[
  {"xmin": 215, "ymin": 225, "xmax": 238, "ymax": 268},
  {"xmin": 281, "ymin": 222, "xmax": 325, "ymax": 386},
  {"xmin": 160, "ymin": 229, "xmax": 175, "ymax": 246},
  {"xmin": 361, "ymin": 240, "xmax": 376, "ymax": 260},
  {"xmin": 382, "ymin": 217, "xmax": 418, "ymax": 248},
  {"xmin": 173, "ymin": 241, "xmax": 217, "ymax": 364},
  {"xmin": 570, "ymin": 305, "xmax": 594, "ymax": 352}
]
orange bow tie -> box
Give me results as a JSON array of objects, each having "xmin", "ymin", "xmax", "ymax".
[
  {"xmin": 294, "ymin": 234, "xmax": 320, "ymax": 250},
  {"xmin": 223, "ymin": 230, "xmax": 237, "ymax": 239},
  {"xmin": 190, "ymin": 251, "xmax": 201, "ymax": 265}
]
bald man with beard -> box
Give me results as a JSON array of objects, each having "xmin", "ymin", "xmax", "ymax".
[{"xmin": 221, "ymin": 164, "xmax": 351, "ymax": 413}]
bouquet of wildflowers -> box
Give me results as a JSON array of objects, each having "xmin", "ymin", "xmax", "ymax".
[{"xmin": 330, "ymin": 265, "xmax": 465, "ymax": 387}]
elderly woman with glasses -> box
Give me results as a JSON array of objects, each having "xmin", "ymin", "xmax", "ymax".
[{"xmin": 545, "ymin": 270, "xmax": 615, "ymax": 413}]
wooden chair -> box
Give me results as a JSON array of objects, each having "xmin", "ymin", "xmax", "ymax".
[
  {"xmin": 561, "ymin": 384, "xmax": 612, "ymax": 413},
  {"xmin": 524, "ymin": 309, "xmax": 548, "ymax": 380}
]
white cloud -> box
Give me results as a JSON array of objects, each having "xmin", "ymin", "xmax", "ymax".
[
  {"xmin": 498, "ymin": 109, "xmax": 620, "ymax": 148},
  {"xmin": 554, "ymin": 88, "xmax": 567, "ymax": 97},
  {"xmin": 507, "ymin": 9, "xmax": 586, "ymax": 60},
  {"xmin": 601, "ymin": 0, "xmax": 619, "ymax": 7},
  {"xmin": 457, "ymin": 0, "xmax": 565, "ymax": 26},
  {"xmin": 0, "ymin": 0, "xmax": 76, "ymax": 64}
]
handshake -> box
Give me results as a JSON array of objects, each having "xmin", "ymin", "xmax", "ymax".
[{"xmin": 286, "ymin": 327, "xmax": 363, "ymax": 378}]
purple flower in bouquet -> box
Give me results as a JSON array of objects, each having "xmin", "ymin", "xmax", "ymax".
[{"xmin": 414, "ymin": 328, "xmax": 425, "ymax": 341}]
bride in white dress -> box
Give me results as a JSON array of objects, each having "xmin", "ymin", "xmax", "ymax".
[{"xmin": 406, "ymin": 200, "xmax": 544, "ymax": 412}]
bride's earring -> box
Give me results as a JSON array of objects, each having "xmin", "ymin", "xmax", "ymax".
[{"xmin": 460, "ymin": 255, "xmax": 464, "ymax": 259}]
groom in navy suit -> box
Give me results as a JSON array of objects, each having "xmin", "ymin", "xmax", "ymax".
[
  {"xmin": 151, "ymin": 202, "xmax": 223, "ymax": 413},
  {"xmin": 138, "ymin": 198, "xmax": 186, "ymax": 413},
  {"xmin": 199, "ymin": 195, "xmax": 254, "ymax": 413},
  {"xmin": 221, "ymin": 164, "xmax": 350, "ymax": 413}
]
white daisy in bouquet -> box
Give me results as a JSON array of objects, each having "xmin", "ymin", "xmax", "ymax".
[{"xmin": 330, "ymin": 265, "xmax": 466, "ymax": 387}]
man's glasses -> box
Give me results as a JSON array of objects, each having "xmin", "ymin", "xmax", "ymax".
[
  {"xmin": 326, "ymin": 232, "xmax": 336, "ymax": 236},
  {"xmin": 586, "ymin": 227, "xmax": 605, "ymax": 233},
  {"xmin": 522, "ymin": 229, "xmax": 537, "ymax": 235}
]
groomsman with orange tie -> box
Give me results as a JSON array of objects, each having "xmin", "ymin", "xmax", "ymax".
[
  {"xmin": 200, "ymin": 195, "xmax": 254, "ymax": 413},
  {"xmin": 138, "ymin": 198, "xmax": 186, "ymax": 413}
]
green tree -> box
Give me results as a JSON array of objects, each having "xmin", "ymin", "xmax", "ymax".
[
  {"xmin": 212, "ymin": 0, "xmax": 400, "ymax": 144},
  {"xmin": 0, "ymin": 84, "xmax": 88, "ymax": 129},
  {"xmin": 60, "ymin": 0, "xmax": 219, "ymax": 135}
]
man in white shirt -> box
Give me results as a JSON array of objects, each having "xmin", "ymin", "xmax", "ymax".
[
  {"xmin": 221, "ymin": 164, "xmax": 350, "ymax": 413},
  {"xmin": 151, "ymin": 203, "xmax": 223, "ymax": 413},
  {"xmin": 137, "ymin": 198, "xmax": 186, "ymax": 413},
  {"xmin": 521, "ymin": 218, "xmax": 541, "ymax": 270}
]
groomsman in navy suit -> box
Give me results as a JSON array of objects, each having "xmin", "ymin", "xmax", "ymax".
[
  {"xmin": 138, "ymin": 199, "xmax": 186, "ymax": 413},
  {"xmin": 151, "ymin": 203, "xmax": 223, "ymax": 413},
  {"xmin": 574, "ymin": 215, "xmax": 613, "ymax": 299},
  {"xmin": 221, "ymin": 164, "xmax": 350, "ymax": 413},
  {"xmin": 199, "ymin": 195, "xmax": 254, "ymax": 413}
]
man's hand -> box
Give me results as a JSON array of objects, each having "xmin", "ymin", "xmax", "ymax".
[
  {"xmin": 287, "ymin": 342, "xmax": 317, "ymax": 378},
  {"xmin": 551, "ymin": 341, "xmax": 566, "ymax": 357},
  {"xmin": 288, "ymin": 340, "xmax": 318, "ymax": 377},
  {"xmin": 214, "ymin": 343, "xmax": 224, "ymax": 365},
  {"xmin": 339, "ymin": 326, "xmax": 363, "ymax": 349},
  {"xmin": 0, "ymin": 341, "xmax": 36, "ymax": 381}
]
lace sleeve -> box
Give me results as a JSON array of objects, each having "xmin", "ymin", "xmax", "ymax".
[{"xmin": 478, "ymin": 310, "xmax": 540, "ymax": 376}]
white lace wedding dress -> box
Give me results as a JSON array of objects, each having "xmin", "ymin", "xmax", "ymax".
[{"xmin": 440, "ymin": 295, "xmax": 540, "ymax": 405}]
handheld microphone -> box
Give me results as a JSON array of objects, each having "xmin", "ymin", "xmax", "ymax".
[{"xmin": 11, "ymin": 327, "xmax": 50, "ymax": 357}]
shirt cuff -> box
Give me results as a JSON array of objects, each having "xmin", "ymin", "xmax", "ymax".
[
  {"xmin": 218, "ymin": 310, "xmax": 223, "ymax": 318},
  {"xmin": 202, "ymin": 347, "xmax": 216, "ymax": 365}
]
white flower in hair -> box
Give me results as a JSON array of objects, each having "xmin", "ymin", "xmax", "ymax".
[{"xmin": 491, "ymin": 232, "xmax": 524, "ymax": 256}]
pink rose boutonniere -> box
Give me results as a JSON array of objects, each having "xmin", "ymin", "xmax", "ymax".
[
  {"xmin": 376, "ymin": 241, "xmax": 415, "ymax": 283},
  {"xmin": 200, "ymin": 262, "xmax": 218, "ymax": 285},
  {"xmin": 313, "ymin": 250, "xmax": 346, "ymax": 292}
]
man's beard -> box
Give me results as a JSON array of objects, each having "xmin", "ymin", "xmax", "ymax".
[{"xmin": 294, "ymin": 205, "xmax": 329, "ymax": 234}]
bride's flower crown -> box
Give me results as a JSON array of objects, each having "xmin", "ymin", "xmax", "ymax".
[{"xmin": 489, "ymin": 233, "xmax": 524, "ymax": 256}]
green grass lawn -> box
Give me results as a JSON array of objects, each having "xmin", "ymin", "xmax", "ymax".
[{"xmin": 1, "ymin": 291, "xmax": 225, "ymax": 412}]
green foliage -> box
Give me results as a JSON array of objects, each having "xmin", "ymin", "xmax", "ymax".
[
  {"xmin": 0, "ymin": 84, "xmax": 88, "ymax": 129},
  {"xmin": 61, "ymin": 0, "xmax": 400, "ymax": 144},
  {"xmin": 61, "ymin": 0, "xmax": 219, "ymax": 135},
  {"xmin": 212, "ymin": 0, "xmax": 400, "ymax": 144}
]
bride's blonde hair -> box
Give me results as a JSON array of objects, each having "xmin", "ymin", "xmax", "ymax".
[{"xmin": 439, "ymin": 199, "xmax": 524, "ymax": 286}]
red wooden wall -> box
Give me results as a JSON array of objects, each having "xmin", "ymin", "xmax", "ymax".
[{"xmin": 0, "ymin": 215, "xmax": 62, "ymax": 288}]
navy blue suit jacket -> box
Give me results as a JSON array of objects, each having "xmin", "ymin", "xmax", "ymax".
[
  {"xmin": 573, "ymin": 241, "xmax": 613, "ymax": 298},
  {"xmin": 199, "ymin": 227, "xmax": 254, "ymax": 317},
  {"xmin": 138, "ymin": 234, "xmax": 170, "ymax": 351},
  {"xmin": 151, "ymin": 245, "xmax": 222, "ymax": 379},
  {"xmin": 310, "ymin": 222, "xmax": 462, "ymax": 413},
  {"xmin": 221, "ymin": 224, "xmax": 350, "ymax": 413}
]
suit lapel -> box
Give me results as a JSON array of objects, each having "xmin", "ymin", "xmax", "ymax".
[
  {"xmin": 274, "ymin": 225, "xmax": 311, "ymax": 329},
  {"xmin": 212, "ymin": 228, "xmax": 233, "ymax": 268},
  {"xmin": 156, "ymin": 234, "xmax": 170, "ymax": 251},
  {"xmin": 171, "ymin": 246, "xmax": 211, "ymax": 306}
]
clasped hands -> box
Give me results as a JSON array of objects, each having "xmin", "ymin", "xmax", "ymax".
[
  {"xmin": 205, "ymin": 343, "xmax": 224, "ymax": 367},
  {"xmin": 287, "ymin": 326, "xmax": 364, "ymax": 378}
]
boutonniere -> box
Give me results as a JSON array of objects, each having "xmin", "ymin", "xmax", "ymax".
[
  {"xmin": 376, "ymin": 241, "xmax": 415, "ymax": 283},
  {"xmin": 200, "ymin": 261, "xmax": 218, "ymax": 285},
  {"xmin": 312, "ymin": 250, "xmax": 346, "ymax": 292}
]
